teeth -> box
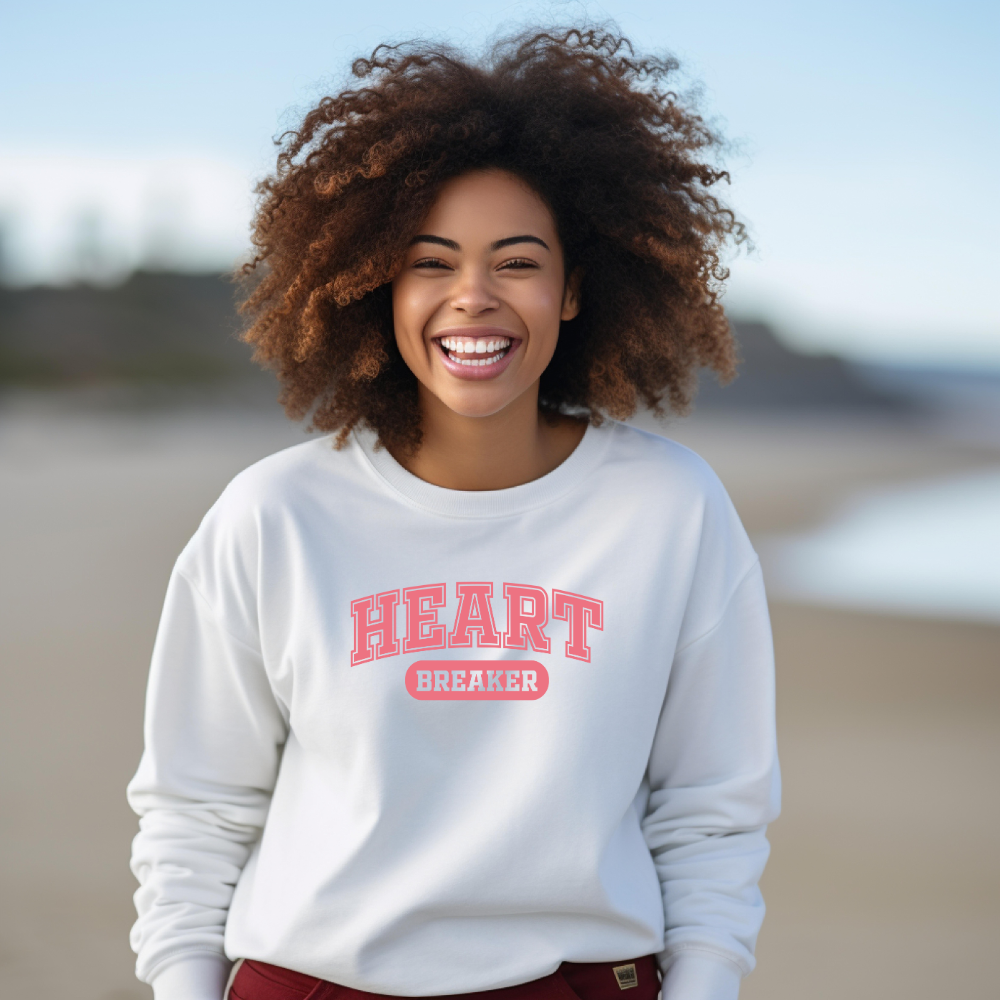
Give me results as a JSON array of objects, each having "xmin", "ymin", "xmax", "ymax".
[
  {"xmin": 439, "ymin": 336, "xmax": 511, "ymax": 355},
  {"xmin": 452, "ymin": 354, "xmax": 504, "ymax": 367},
  {"xmin": 437, "ymin": 335, "xmax": 514, "ymax": 370}
]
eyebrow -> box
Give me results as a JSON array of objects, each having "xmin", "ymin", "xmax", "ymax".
[{"xmin": 409, "ymin": 234, "xmax": 551, "ymax": 252}]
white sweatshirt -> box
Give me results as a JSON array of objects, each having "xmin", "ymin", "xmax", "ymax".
[{"xmin": 128, "ymin": 421, "xmax": 780, "ymax": 1000}]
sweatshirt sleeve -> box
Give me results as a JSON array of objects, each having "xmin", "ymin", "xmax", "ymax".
[
  {"xmin": 127, "ymin": 565, "xmax": 289, "ymax": 996},
  {"xmin": 642, "ymin": 560, "xmax": 781, "ymax": 998}
]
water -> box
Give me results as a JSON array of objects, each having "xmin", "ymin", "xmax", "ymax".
[{"xmin": 760, "ymin": 468, "xmax": 1000, "ymax": 624}]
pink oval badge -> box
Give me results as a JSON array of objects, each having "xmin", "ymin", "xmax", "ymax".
[{"xmin": 405, "ymin": 660, "xmax": 548, "ymax": 700}]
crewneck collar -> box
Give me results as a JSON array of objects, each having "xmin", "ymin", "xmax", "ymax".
[{"xmin": 353, "ymin": 421, "xmax": 613, "ymax": 519}]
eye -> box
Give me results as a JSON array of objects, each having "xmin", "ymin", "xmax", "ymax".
[
  {"xmin": 497, "ymin": 257, "xmax": 539, "ymax": 271},
  {"xmin": 412, "ymin": 257, "xmax": 453, "ymax": 270}
]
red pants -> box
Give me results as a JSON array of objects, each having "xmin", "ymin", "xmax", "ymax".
[{"xmin": 230, "ymin": 955, "xmax": 660, "ymax": 1000}]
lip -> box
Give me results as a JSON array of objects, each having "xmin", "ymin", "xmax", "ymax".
[{"xmin": 431, "ymin": 326, "xmax": 522, "ymax": 382}]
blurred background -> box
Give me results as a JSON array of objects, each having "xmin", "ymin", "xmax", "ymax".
[{"xmin": 1, "ymin": 2, "xmax": 997, "ymax": 998}]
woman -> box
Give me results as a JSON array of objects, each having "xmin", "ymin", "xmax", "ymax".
[{"xmin": 128, "ymin": 28, "xmax": 780, "ymax": 1000}]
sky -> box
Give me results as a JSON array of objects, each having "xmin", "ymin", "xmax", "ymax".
[{"xmin": 2, "ymin": 0, "xmax": 998, "ymax": 366}]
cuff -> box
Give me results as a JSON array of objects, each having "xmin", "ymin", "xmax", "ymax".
[
  {"xmin": 661, "ymin": 953, "xmax": 742, "ymax": 1000},
  {"xmin": 151, "ymin": 954, "xmax": 234, "ymax": 1000}
]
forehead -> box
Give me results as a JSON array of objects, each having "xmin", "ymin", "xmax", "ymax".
[{"xmin": 419, "ymin": 170, "xmax": 558, "ymax": 243}]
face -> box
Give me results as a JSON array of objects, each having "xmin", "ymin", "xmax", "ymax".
[{"xmin": 391, "ymin": 169, "xmax": 579, "ymax": 419}]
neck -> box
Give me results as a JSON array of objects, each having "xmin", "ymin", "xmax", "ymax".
[{"xmin": 391, "ymin": 384, "xmax": 585, "ymax": 491}]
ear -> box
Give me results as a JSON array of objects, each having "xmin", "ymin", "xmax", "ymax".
[{"xmin": 560, "ymin": 267, "xmax": 583, "ymax": 321}]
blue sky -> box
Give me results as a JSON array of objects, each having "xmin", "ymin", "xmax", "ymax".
[{"xmin": 3, "ymin": 0, "xmax": 998, "ymax": 365}]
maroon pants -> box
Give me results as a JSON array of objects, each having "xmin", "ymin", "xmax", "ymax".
[{"xmin": 230, "ymin": 955, "xmax": 660, "ymax": 1000}]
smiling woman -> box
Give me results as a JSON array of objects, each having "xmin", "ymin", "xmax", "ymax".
[{"xmin": 127, "ymin": 26, "xmax": 778, "ymax": 1000}]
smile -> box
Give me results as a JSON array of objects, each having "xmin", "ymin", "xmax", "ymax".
[{"xmin": 431, "ymin": 330, "xmax": 521, "ymax": 381}]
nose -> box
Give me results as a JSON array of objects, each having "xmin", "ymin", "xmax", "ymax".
[{"xmin": 448, "ymin": 266, "xmax": 499, "ymax": 316}]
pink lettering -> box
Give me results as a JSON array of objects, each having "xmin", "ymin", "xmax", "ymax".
[
  {"xmin": 350, "ymin": 590, "xmax": 400, "ymax": 665},
  {"xmin": 406, "ymin": 661, "xmax": 549, "ymax": 700},
  {"xmin": 502, "ymin": 583, "xmax": 551, "ymax": 653},
  {"xmin": 350, "ymin": 583, "xmax": 602, "ymax": 666},
  {"xmin": 552, "ymin": 590, "xmax": 604, "ymax": 662},
  {"xmin": 402, "ymin": 583, "xmax": 447, "ymax": 653},
  {"xmin": 448, "ymin": 582, "xmax": 502, "ymax": 648}
]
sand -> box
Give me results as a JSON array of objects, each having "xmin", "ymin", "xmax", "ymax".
[
  {"xmin": 0, "ymin": 394, "xmax": 997, "ymax": 1000},
  {"xmin": 746, "ymin": 603, "xmax": 999, "ymax": 1000}
]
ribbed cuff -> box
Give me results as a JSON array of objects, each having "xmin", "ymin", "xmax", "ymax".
[
  {"xmin": 151, "ymin": 954, "xmax": 233, "ymax": 1000},
  {"xmin": 661, "ymin": 953, "xmax": 742, "ymax": 1000}
]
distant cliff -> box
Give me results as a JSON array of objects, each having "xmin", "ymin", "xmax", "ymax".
[
  {"xmin": 0, "ymin": 271, "xmax": 255, "ymax": 384},
  {"xmin": 0, "ymin": 271, "xmax": 901, "ymax": 410},
  {"xmin": 699, "ymin": 320, "xmax": 899, "ymax": 410}
]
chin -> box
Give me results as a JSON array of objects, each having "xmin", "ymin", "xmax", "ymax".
[
  {"xmin": 442, "ymin": 396, "xmax": 515, "ymax": 419},
  {"xmin": 434, "ymin": 384, "xmax": 520, "ymax": 419}
]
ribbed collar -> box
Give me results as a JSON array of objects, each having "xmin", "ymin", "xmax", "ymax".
[{"xmin": 353, "ymin": 422, "xmax": 613, "ymax": 519}]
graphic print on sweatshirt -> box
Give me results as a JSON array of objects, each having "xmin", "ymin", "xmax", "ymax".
[{"xmin": 350, "ymin": 582, "xmax": 603, "ymax": 700}]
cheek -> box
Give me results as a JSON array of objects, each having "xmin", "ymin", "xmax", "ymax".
[
  {"xmin": 391, "ymin": 280, "xmax": 431, "ymax": 355},
  {"xmin": 520, "ymin": 279, "xmax": 566, "ymax": 340},
  {"xmin": 391, "ymin": 279, "xmax": 417, "ymax": 331}
]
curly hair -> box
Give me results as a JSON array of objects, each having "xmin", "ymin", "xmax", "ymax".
[{"xmin": 239, "ymin": 26, "xmax": 745, "ymax": 453}]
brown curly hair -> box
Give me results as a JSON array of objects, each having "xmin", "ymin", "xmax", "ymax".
[{"xmin": 239, "ymin": 26, "xmax": 744, "ymax": 453}]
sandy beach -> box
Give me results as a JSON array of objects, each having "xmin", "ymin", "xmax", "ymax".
[{"xmin": 1, "ymin": 394, "xmax": 997, "ymax": 1000}]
